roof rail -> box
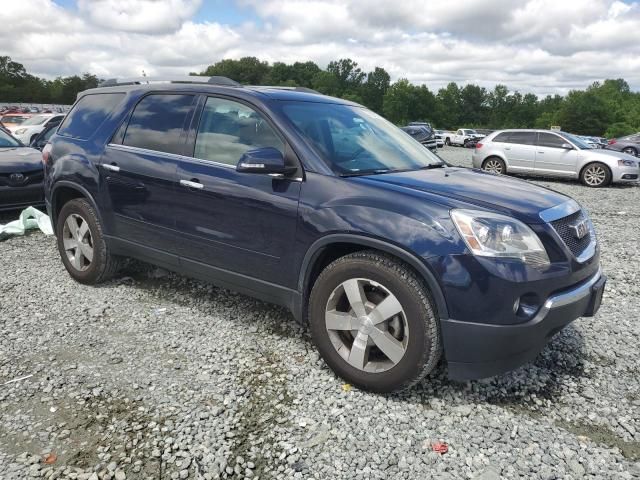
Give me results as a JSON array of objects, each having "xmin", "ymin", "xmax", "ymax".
[
  {"xmin": 248, "ymin": 85, "xmax": 320, "ymax": 94},
  {"xmin": 98, "ymin": 76, "xmax": 240, "ymax": 87}
]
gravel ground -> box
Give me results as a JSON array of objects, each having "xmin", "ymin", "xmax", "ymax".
[{"xmin": 1, "ymin": 146, "xmax": 639, "ymax": 480}]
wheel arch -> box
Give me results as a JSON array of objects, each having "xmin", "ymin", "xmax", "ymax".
[
  {"xmin": 296, "ymin": 234, "xmax": 449, "ymax": 324},
  {"xmin": 51, "ymin": 182, "xmax": 103, "ymax": 234}
]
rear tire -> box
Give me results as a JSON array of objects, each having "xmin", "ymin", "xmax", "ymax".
[
  {"xmin": 56, "ymin": 198, "xmax": 121, "ymax": 284},
  {"xmin": 580, "ymin": 162, "xmax": 611, "ymax": 187},
  {"xmin": 482, "ymin": 157, "xmax": 506, "ymax": 175},
  {"xmin": 308, "ymin": 251, "xmax": 441, "ymax": 393},
  {"xmin": 445, "ymin": 138, "xmax": 451, "ymax": 146}
]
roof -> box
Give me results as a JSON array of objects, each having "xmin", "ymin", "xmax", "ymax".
[{"xmin": 84, "ymin": 76, "xmax": 358, "ymax": 106}]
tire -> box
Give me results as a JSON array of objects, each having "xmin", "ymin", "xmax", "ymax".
[
  {"xmin": 482, "ymin": 157, "xmax": 506, "ymax": 175},
  {"xmin": 622, "ymin": 147, "xmax": 638, "ymax": 157},
  {"xmin": 445, "ymin": 138, "xmax": 451, "ymax": 146},
  {"xmin": 56, "ymin": 198, "xmax": 121, "ymax": 284},
  {"xmin": 308, "ymin": 250, "xmax": 441, "ymax": 393},
  {"xmin": 580, "ymin": 162, "xmax": 611, "ymax": 187}
]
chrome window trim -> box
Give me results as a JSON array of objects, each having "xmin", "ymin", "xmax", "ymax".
[{"xmin": 106, "ymin": 143, "xmax": 235, "ymax": 169}]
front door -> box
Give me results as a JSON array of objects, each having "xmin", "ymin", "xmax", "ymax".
[
  {"xmin": 173, "ymin": 96, "xmax": 302, "ymax": 289},
  {"xmin": 100, "ymin": 93, "xmax": 197, "ymax": 254},
  {"xmin": 503, "ymin": 131, "xmax": 536, "ymax": 172},
  {"xmin": 534, "ymin": 132, "xmax": 578, "ymax": 177}
]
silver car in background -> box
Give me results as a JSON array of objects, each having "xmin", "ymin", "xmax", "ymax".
[{"xmin": 472, "ymin": 129, "xmax": 640, "ymax": 187}]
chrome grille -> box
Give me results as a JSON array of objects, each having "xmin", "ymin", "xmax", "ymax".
[{"xmin": 550, "ymin": 210, "xmax": 592, "ymax": 257}]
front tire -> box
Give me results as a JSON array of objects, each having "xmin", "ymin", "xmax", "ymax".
[
  {"xmin": 445, "ymin": 138, "xmax": 451, "ymax": 146},
  {"xmin": 622, "ymin": 147, "xmax": 638, "ymax": 157},
  {"xmin": 580, "ymin": 162, "xmax": 611, "ymax": 187},
  {"xmin": 56, "ymin": 198, "xmax": 121, "ymax": 284},
  {"xmin": 308, "ymin": 251, "xmax": 441, "ymax": 393}
]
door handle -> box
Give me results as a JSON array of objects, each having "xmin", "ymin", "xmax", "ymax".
[
  {"xmin": 180, "ymin": 179, "xmax": 204, "ymax": 190},
  {"xmin": 505, "ymin": 147, "xmax": 511, "ymax": 150},
  {"xmin": 537, "ymin": 151, "xmax": 544, "ymax": 154},
  {"xmin": 102, "ymin": 163, "xmax": 120, "ymax": 172}
]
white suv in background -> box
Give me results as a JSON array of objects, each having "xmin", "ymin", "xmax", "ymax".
[
  {"xmin": 12, "ymin": 113, "xmax": 65, "ymax": 145},
  {"xmin": 472, "ymin": 129, "xmax": 639, "ymax": 187}
]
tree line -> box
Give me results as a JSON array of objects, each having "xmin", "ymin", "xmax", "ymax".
[{"xmin": 2, "ymin": 55, "xmax": 639, "ymax": 137}]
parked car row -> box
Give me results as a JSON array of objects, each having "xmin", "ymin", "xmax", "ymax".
[
  {"xmin": 0, "ymin": 105, "xmax": 68, "ymax": 115},
  {"xmin": 472, "ymin": 129, "xmax": 639, "ymax": 187}
]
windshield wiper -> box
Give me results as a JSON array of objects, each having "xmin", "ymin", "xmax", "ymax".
[
  {"xmin": 419, "ymin": 163, "xmax": 446, "ymax": 169},
  {"xmin": 340, "ymin": 169, "xmax": 394, "ymax": 177}
]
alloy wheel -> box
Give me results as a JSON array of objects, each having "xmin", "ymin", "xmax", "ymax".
[
  {"xmin": 62, "ymin": 213, "xmax": 94, "ymax": 271},
  {"xmin": 622, "ymin": 147, "xmax": 637, "ymax": 157},
  {"xmin": 583, "ymin": 165, "xmax": 607, "ymax": 186},
  {"xmin": 324, "ymin": 278, "xmax": 408, "ymax": 373},
  {"xmin": 484, "ymin": 159, "xmax": 503, "ymax": 174}
]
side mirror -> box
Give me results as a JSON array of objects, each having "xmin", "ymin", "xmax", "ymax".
[
  {"xmin": 236, "ymin": 147, "xmax": 296, "ymax": 176},
  {"xmin": 561, "ymin": 143, "xmax": 574, "ymax": 150}
]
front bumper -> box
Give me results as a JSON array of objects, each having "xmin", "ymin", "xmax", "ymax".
[
  {"xmin": 0, "ymin": 184, "xmax": 45, "ymax": 211},
  {"xmin": 441, "ymin": 267, "xmax": 605, "ymax": 380},
  {"xmin": 612, "ymin": 164, "xmax": 640, "ymax": 183}
]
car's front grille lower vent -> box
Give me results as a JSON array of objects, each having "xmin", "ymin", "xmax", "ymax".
[{"xmin": 550, "ymin": 210, "xmax": 592, "ymax": 258}]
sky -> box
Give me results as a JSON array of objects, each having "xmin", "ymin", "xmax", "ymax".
[{"xmin": 1, "ymin": 0, "xmax": 639, "ymax": 96}]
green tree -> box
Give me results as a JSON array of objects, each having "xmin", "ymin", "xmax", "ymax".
[
  {"xmin": 556, "ymin": 90, "xmax": 611, "ymax": 135},
  {"xmin": 360, "ymin": 67, "xmax": 390, "ymax": 113}
]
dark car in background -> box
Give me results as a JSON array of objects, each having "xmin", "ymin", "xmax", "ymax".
[
  {"xmin": 0, "ymin": 129, "xmax": 45, "ymax": 211},
  {"xmin": 402, "ymin": 122, "xmax": 437, "ymax": 151},
  {"xmin": 45, "ymin": 77, "xmax": 604, "ymax": 392},
  {"xmin": 606, "ymin": 133, "xmax": 640, "ymax": 157}
]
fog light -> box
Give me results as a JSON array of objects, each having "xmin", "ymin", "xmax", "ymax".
[
  {"xmin": 622, "ymin": 174, "xmax": 638, "ymax": 180},
  {"xmin": 515, "ymin": 293, "xmax": 540, "ymax": 320}
]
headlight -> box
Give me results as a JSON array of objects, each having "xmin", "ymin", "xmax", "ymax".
[
  {"xmin": 618, "ymin": 159, "xmax": 637, "ymax": 167},
  {"xmin": 451, "ymin": 209, "xmax": 550, "ymax": 268},
  {"xmin": 15, "ymin": 128, "xmax": 26, "ymax": 134}
]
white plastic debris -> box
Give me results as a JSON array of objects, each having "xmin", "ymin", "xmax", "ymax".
[{"xmin": 0, "ymin": 206, "xmax": 53, "ymax": 240}]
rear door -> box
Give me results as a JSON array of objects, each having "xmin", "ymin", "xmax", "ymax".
[
  {"xmin": 173, "ymin": 95, "xmax": 302, "ymax": 288},
  {"xmin": 534, "ymin": 132, "xmax": 578, "ymax": 177},
  {"xmin": 502, "ymin": 131, "xmax": 536, "ymax": 172},
  {"xmin": 100, "ymin": 93, "xmax": 197, "ymax": 255}
]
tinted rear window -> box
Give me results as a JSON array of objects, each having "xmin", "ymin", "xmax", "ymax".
[
  {"xmin": 505, "ymin": 131, "xmax": 536, "ymax": 145},
  {"xmin": 122, "ymin": 94, "xmax": 194, "ymax": 155},
  {"xmin": 58, "ymin": 93, "xmax": 125, "ymax": 140},
  {"xmin": 492, "ymin": 132, "xmax": 511, "ymax": 143}
]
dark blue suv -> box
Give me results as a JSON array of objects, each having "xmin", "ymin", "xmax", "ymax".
[{"xmin": 44, "ymin": 77, "xmax": 605, "ymax": 392}]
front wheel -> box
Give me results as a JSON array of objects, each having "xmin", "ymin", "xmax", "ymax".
[
  {"xmin": 445, "ymin": 138, "xmax": 451, "ymax": 146},
  {"xmin": 622, "ymin": 147, "xmax": 638, "ymax": 157},
  {"xmin": 580, "ymin": 162, "xmax": 611, "ymax": 187},
  {"xmin": 56, "ymin": 198, "xmax": 121, "ymax": 284},
  {"xmin": 308, "ymin": 251, "xmax": 441, "ymax": 393}
]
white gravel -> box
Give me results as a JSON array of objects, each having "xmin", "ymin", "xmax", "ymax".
[{"xmin": 0, "ymin": 146, "xmax": 639, "ymax": 479}]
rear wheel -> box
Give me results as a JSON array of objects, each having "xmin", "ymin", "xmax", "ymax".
[
  {"xmin": 308, "ymin": 251, "xmax": 441, "ymax": 393},
  {"xmin": 482, "ymin": 157, "xmax": 506, "ymax": 175},
  {"xmin": 445, "ymin": 138, "xmax": 451, "ymax": 146},
  {"xmin": 622, "ymin": 146, "xmax": 638, "ymax": 157},
  {"xmin": 56, "ymin": 198, "xmax": 121, "ymax": 284},
  {"xmin": 580, "ymin": 162, "xmax": 611, "ymax": 187}
]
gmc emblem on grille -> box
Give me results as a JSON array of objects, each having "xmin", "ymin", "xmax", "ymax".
[
  {"xmin": 570, "ymin": 219, "xmax": 589, "ymax": 240},
  {"xmin": 9, "ymin": 173, "xmax": 25, "ymax": 184}
]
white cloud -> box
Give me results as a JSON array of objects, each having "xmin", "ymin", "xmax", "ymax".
[{"xmin": 0, "ymin": 0, "xmax": 639, "ymax": 96}]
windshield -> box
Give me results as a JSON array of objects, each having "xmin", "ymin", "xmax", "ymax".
[
  {"xmin": 464, "ymin": 129, "xmax": 477, "ymax": 135},
  {"xmin": 0, "ymin": 130, "xmax": 22, "ymax": 147},
  {"xmin": 1, "ymin": 115, "xmax": 29, "ymax": 124},
  {"xmin": 21, "ymin": 115, "xmax": 49, "ymax": 126},
  {"xmin": 280, "ymin": 102, "xmax": 444, "ymax": 175},
  {"xmin": 561, "ymin": 132, "xmax": 592, "ymax": 150}
]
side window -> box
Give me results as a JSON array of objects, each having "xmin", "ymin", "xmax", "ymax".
[
  {"xmin": 492, "ymin": 132, "xmax": 511, "ymax": 143},
  {"xmin": 58, "ymin": 93, "xmax": 125, "ymax": 140},
  {"xmin": 123, "ymin": 94, "xmax": 194, "ymax": 155},
  {"xmin": 194, "ymin": 97, "xmax": 284, "ymax": 166},
  {"xmin": 456, "ymin": 129, "xmax": 463, "ymax": 135},
  {"xmin": 507, "ymin": 131, "xmax": 536, "ymax": 145},
  {"xmin": 537, "ymin": 132, "xmax": 566, "ymax": 148}
]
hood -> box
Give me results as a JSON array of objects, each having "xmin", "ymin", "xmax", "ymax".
[
  {"xmin": 0, "ymin": 147, "xmax": 43, "ymax": 172},
  {"xmin": 359, "ymin": 167, "xmax": 570, "ymax": 224},
  {"xmin": 590, "ymin": 148, "xmax": 638, "ymax": 162}
]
